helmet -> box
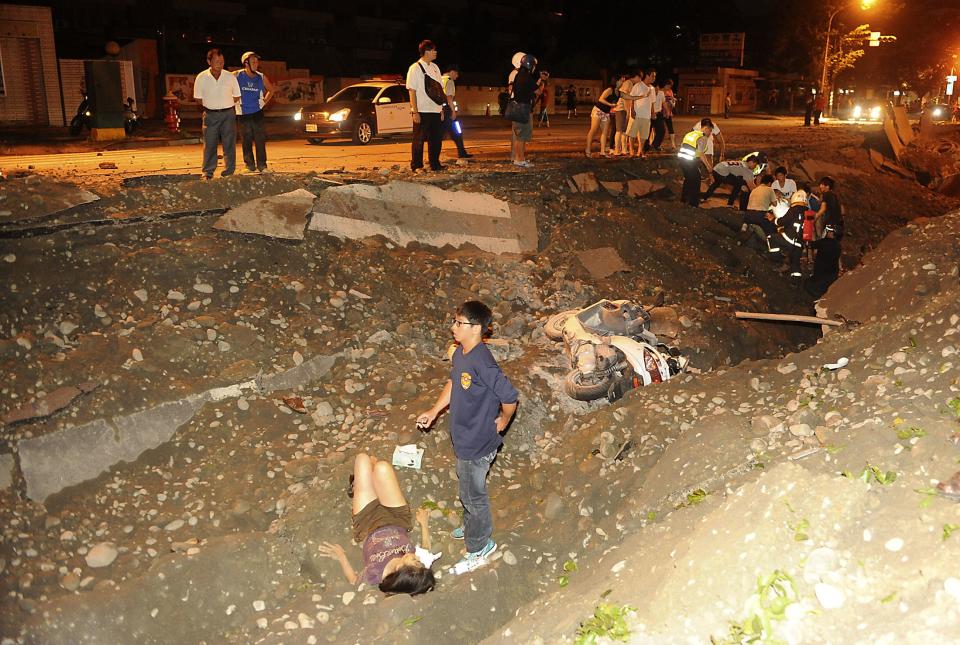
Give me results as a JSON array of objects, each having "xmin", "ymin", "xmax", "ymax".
[
  {"xmin": 789, "ymin": 190, "xmax": 808, "ymax": 206},
  {"xmin": 241, "ymin": 51, "xmax": 260, "ymax": 65},
  {"xmin": 512, "ymin": 52, "xmax": 526, "ymax": 69},
  {"xmin": 520, "ymin": 54, "xmax": 537, "ymax": 71}
]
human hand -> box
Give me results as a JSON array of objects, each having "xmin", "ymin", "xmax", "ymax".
[
  {"xmin": 495, "ymin": 415, "xmax": 509, "ymax": 433},
  {"xmin": 412, "ymin": 112, "xmax": 421, "ymax": 124},
  {"xmin": 416, "ymin": 507, "xmax": 430, "ymax": 526},
  {"xmin": 317, "ymin": 541, "xmax": 346, "ymax": 562},
  {"xmin": 416, "ymin": 411, "xmax": 436, "ymax": 430}
]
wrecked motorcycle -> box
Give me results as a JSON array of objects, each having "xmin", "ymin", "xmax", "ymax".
[{"xmin": 545, "ymin": 299, "xmax": 688, "ymax": 402}]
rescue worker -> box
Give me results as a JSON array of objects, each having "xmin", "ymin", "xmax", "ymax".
[
  {"xmin": 700, "ymin": 155, "xmax": 760, "ymax": 209},
  {"xmin": 677, "ymin": 118, "xmax": 714, "ymax": 207},
  {"xmin": 779, "ymin": 189, "xmax": 809, "ymax": 285}
]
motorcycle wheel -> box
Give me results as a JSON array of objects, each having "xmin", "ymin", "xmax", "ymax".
[
  {"xmin": 563, "ymin": 369, "xmax": 614, "ymax": 401},
  {"xmin": 544, "ymin": 311, "xmax": 576, "ymax": 341}
]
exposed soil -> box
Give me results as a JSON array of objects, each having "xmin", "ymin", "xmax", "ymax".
[{"xmin": 0, "ymin": 124, "xmax": 958, "ymax": 644}]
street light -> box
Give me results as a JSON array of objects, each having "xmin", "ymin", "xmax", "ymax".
[{"xmin": 819, "ymin": 0, "xmax": 875, "ymax": 114}]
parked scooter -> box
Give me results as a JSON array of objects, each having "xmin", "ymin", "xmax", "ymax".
[
  {"xmin": 545, "ymin": 299, "xmax": 688, "ymax": 402},
  {"xmin": 69, "ymin": 92, "xmax": 91, "ymax": 136},
  {"xmin": 123, "ymin": 98, "xmax": 138, "ymax": 134}
]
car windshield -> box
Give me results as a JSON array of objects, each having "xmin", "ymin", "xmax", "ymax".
[{"xmin": 328, "ymin": 86, "xmax": 381, "ymax": 103}]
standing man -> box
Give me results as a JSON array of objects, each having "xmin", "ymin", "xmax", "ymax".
[
  {"xmin": 406, "ymin": 40, "xmax": 445, "ymax": 172},
  {"xmin": 804, "ymin": 93, "xmax": 814, "ymax": 127},
  {"xmin": 565, "ymin": 84, "xmax": 577, "ymax": 118},
  {"xmin": 813, "ymin": 93, "xmax": 825, "ymax": 126},
  {"xmin": 509, "ymin": 54, "xmax": 538, "ymax": 168},
  {"xmin": 441, "ymin": 65, "xmax": 472, "ymax": 160},
  {"xmin": 724, "ymin": 92, "xmax": 732, "ymax": 119},
  {"xmin": 649, "ymin": 82, "xmax": 667, "ymax": 151},
  {"xmin": 234, "ymin": 51, "xmax": 276, "ymax": 173},
  {"xmin": 536, "ymin": 70, "xmax": 551, "ymax": 127},
  {"xmin": 193, "ymin": 48, "xmax": 241, "ymax": 179},
  {"xmin": 677, "ymin": 118, "xmax": 714, "ymax": 207},
  {"xmin": 626, "ymin": 68, "xmax": 655, "ymax": 158}
]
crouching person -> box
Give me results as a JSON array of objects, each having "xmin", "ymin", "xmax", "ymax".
[{"xmin": 317, "ymin": 453, "xmax": 436, "ymax": 595}]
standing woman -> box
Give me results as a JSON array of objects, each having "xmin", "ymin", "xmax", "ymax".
[
  {"xmin": 585, "ymin": 80, "xmax": 617, "ymax": 157},
  {"xmin": 611, "ymin": 73, "xmax": 631, "ymax": 155},
  {"xmin": 662, "ymin": 80, "xmax": 677, "ymax": 150}
]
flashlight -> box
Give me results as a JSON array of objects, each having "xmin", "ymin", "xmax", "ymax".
[{"xmin": 454, "ymin": 120, "xmax": 462, "ymax": 135}]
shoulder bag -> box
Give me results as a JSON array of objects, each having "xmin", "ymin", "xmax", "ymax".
[{"xmin": 417, "ymin": 63, "xmax": 447, "ymax": 107}]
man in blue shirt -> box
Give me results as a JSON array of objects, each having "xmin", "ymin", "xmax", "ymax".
[
  {"xmin": 234, "ymin": 52, "xmax": 276, "ymax": 173},
  {"xmin": 417, "ymin": 301, "xmax": 519, "ymax": 572}
]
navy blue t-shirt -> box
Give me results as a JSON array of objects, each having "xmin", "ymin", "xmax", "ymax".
[{"xmin": 449, "ymin": 343, "xmax": 519, "ymax": 460}]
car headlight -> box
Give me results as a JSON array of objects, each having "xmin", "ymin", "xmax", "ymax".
[
  {"xmin": 869, "ymin": 106, "xmax": 881, "ymax": 119},
  {"xmin": 933, "ymin": 107, "xmax": 943, "ymax": 118},
  {"xmin": 852, "ymin": 105, "xmax": 862, "ymax": 118},
  {"xmin": 293, "ymin": 110, "xmax": 302, "ymax": 121},
  {"xmin": 329, "ymin": 108, "xmax": 350, "ymax": 122}
]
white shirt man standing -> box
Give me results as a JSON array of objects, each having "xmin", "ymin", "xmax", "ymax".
[
  {"xmin": 193, "ymin": 48, "xmax": 241, "ymax": 179},
  {"xmin": 627, "ymin": 69, "xmax": 656, "ymax": 158},
  {"xmin": 406, "ymin": 39, "xmax": 445, "ymax": 172}
]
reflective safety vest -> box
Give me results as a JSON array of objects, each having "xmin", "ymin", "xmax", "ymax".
[
  {"xmin": 678, "ymin": 130, "xmax": 704, "ymax": 161},
  {"xmin": 741, "ymin": 151, "xmax": 766, "ymax": 175}
]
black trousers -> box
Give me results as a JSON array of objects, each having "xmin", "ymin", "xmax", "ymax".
[
  {"xmin": 702, "ymin": 172, "xmax": 748, "ymax": 208},
  {"xmin": 442, "ymin": 106, "xmax": 468, "ymax": 157},
  {"xmin": 813, "ymin": 110, "xmax": 822, "ymax": 126},
  {"xmin": 807, "ymin": 237, "xmax": 841, "ymax": 296},
  {"xmin": 743, "ymin": 210, "xmax": 779, "ymax": 241},
  {"xmin": 804, "ymin": 107, "xmax": 812, "ymax": 126},
  {"xmin": 680, "ymin": 159, "xmax": 702, "ymax": 207},
  {"xmin": 238, "ymin": 110, "xmax": 267, "ymax": 171},
  {"xmin": 651, "ymin": 114, "xmax": 667, "ymax": 150},
  {"xmin": 412, "ymin": 112, "xmax": 443, "ymax": 170}
]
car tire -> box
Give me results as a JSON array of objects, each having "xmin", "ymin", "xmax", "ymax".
[
  {"xmin": 307, "ymin": 138, "xmax": 322, "ymax": 145},
  {"xmin": 353, "ymin": 120, "xmax": 374, "ymax": 145}
]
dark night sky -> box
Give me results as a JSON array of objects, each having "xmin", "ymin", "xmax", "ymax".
[{"xmin": 17, "ymin": 0, "xmax": 960, "ymax": 90}]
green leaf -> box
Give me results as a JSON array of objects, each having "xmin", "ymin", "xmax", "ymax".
[
  {"xmin": 687, "ymin": 488, "xmax": 708, "ymax": 505},
  {"xmin": 880, "ymin": 591, "xmax": 897, "ymax": 604},
  {"xmin": 402, "ymin": 616, "xmax": 423, "ymax": 628},
  {"xmin": 895, "ymin": 426, "xmax": 926, "ymax": 440},
  {"xmin": 558, "ymin": 575, "xmax": 570, "ymax": 587},
  {"xmin": 646, "ymin": 511, "xmax": 656, "ymax": 521},
  {"xmin": 949, "ymin": 397, "xmax": 960, "ymax": 418},
  {"xmin": 943, "ymin": 524, "xmax": 959, "ymax": 540},
  {"xmin": 419, "ymin": 501, "xmax": 439, "ymax": 510},
  {"xmin": 564, "ymin": 559, "xmax": 579, "ymax": 572}
]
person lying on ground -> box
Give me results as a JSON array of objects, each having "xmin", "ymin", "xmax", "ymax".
[{"xmin": 317, "ymin": 453, "xmax": 437, "ymax": 596}]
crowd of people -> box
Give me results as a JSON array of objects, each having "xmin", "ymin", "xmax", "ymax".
[{"xmin": 193, "ymin": 42, "xmax": 844, "ymax": 296}]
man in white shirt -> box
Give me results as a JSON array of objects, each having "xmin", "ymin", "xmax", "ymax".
[
  {"xmin": 626, "ymin": 69, "xmax": 656, "ymax": 158},
  {"xmin": 406, "ymin": 39, "xmax": 445, "ymax": 172},
  {"xmin": 772, "ymin": 166, "xmax": 798, "ymax": 199},
  {"xmin": 704, "ymin": 121, "xmax": 725, "ymax": 167},
  {"xmin": 650, "ymin": 84, "xmax": 667, "ymax": 150},
  {"xmin": 193, "ymin": 48, "xmax": 241, "ymax": 179},
  {"xmin": 701, "ymin": 156, "xmax": 760, "ymax": 209}
]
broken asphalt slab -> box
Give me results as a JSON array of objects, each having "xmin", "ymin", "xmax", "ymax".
[
  {"xmin": 575, "ymin": 247, "xmax": 632, "ymax": 280},
  {"xmin": 308, "ymin": 181, "xmax": 538, "ymax": 254},
  {"xmin": 213, "ymin": 188, "xmax": 316, "ymax": 240},
  {"xmin": 0, "ymin": 175, "xmax": 100, "ymax": 223},
  {"xmin": 1, "ymin": 381, "xmax": 98, "ymax": 425},
  {"xmin": 17, "ymin": 353, "xmax": 340, "ymax": 501}
]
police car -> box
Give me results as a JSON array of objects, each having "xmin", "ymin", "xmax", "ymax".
[{"xmin": 295, "ymin": 80, "xmax": 412, "ymax": 145}]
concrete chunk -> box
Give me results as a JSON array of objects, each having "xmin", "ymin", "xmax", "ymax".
[
  {"xmin": 214, "ymin": 189, "xmax": 316, "ymax": 240},
  {"xmin": 575, "ymin": 247, "xmax": 631, "ymax": 280},
  {"xmin": 570, "ymin": 172, "xmax": 600, "ymax": 193},
  {"xmin": 0, "ymin": 453, "xmax": 14, "ymax": 489},
  {"xmin": 308, "ymin": 181, "xmax": 537, "ymax": 254},
  {"xmin": 626, "ymin": 179, "xmax": 666, "ymax": 198}
]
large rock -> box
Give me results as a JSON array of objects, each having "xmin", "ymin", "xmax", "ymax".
[
  {"xmin": 17, "ymin": 354, "xmax": 340, "ymax": 501},
  {"xmin": 213, "ymin": 189, "xmax": 316, "ymax": 240},
  {"xmin": 308, "ymin": 181, "xmax": 538, "ymax": 254}
]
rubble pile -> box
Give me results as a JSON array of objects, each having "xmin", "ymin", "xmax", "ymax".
[{"xmin": 0, "ymin": 134, "xmax": 958, "ymax": 642}]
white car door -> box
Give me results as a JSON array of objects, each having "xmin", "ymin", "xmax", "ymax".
[{"xmin": 374, "ymin": 86, "xmax": 412, "ymax": 134}]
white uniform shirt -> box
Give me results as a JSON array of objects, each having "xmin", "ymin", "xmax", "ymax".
[
  {"xmin": 653, "ymin": 89, "xmax": 665, "ymax": 113},
  {"xmin": 193, "ymin": 68, "xmax": 241, "ymax": 110},
  {"xmin": 406, "ymin": 60, "xmax": 443, "ymax": 114},
  {"xmin": 706, "ymin": 122, "xmax": 721, "ymax": 155},
  {"xmin": 772, "ymin": 178, "xmax": 798, "ymax": 197},
  {"xmin": 714, "ymin": 160, "xmax": 755, "ymax": 182}
]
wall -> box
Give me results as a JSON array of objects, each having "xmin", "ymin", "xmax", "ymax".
[
  {"xmin": 59, "ymin": 59, "xmax": 135, "ymax": 116},
  {"xmin": 0, "ymin": 4, "xmax": 64, "ymax": 125}
]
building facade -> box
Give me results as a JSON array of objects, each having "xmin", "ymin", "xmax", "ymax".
[{"xmin": 0, "ymin": 4, "xmax": 64, "ymax": 125}]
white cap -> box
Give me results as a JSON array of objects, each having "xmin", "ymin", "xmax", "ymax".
[
  {"xmin": 241, "ymin": 51, "xmax": 259, "ymax": 65},
  {"xmin": 512, "ymin": 52, "xmax": 526, "ymax": 69}
]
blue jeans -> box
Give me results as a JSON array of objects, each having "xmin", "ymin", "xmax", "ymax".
[{"xmin": 456, "ymin": 449, "xmax": 497, "ymax": 553}]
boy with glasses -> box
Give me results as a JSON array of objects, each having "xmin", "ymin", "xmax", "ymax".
[{"xmin": 416, "ymin": 301, "xmax": 519, "ymax": 573}]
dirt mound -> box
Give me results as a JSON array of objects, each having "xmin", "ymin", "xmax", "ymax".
[{"xmin": 1, "ymin": 153, "xmax": 958, "ymax": 643}]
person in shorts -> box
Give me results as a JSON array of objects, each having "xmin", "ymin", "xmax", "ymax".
[
  {"xmin": 626, "ymin": 68, "xmax": 656, "ymax": 157},
  {"xmin": 317, "ymin": 453, "xmax": 436, "ymax": 595},
  {"xmin": 509, "ymin": 54, "xmax": 538, "ymax": 167}
]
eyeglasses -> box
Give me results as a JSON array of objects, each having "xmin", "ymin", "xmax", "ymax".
[{"xmin": 451, "ymin": 319, "xmax": 478, "ymax": 328}]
